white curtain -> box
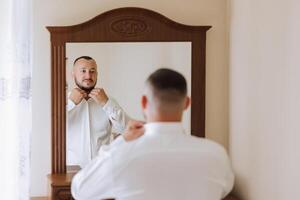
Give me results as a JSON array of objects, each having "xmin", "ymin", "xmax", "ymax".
[{"xmin": 0, "ymin": 0, "xmax": 31, "ymax": 199}]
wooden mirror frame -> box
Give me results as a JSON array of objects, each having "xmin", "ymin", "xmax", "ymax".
[{"xmin": 47, "ymin": 7, "xmax": 211, "ymax": 174}]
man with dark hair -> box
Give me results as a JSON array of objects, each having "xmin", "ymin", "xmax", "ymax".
[
  {"xmin": 67, "ymin": 56, "xmax": 129, "ymax": 168},
  {"xmin": 71, "ymin": 68, "xmax": 234, "ymax": 200},
  {"xmin": 142, "ymin": 68, "xmax": 189, "ymax": 120}
]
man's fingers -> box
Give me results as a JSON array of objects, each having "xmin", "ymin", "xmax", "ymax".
[
  {"xmin": 74, "ymin": 87, "xmax": 83, "ymax": 93},
  {"xmin": 133, "ymin": 122, "xmax": 145, "ymax": 129},
  {"xmin": 91, "ymin": 88, "xmax": 103, "ymax": 92},
  {"xmin": 135, "ymin": 128, "xmax": 145, "ymax": 135},
  {"xmin": 89, "ymin": 90, "xmax": 100, "ymax": 95},
  {"xmin": 128, "ymin": 120, "xmax": 145, "ymax": 127},
  {"xmin": 129, "ymin": 125, "xmax": 144, "ymax": 131},
  {"xmin": 123, "ymin": 127, "xmax": 145, "ymax": 142},
  {"xmin": 73, "ymin": 88, "xmax": 86, "ymax": 96},
  {"xmin": 88, "ymin": 93, "xmax": 95, "ymax": 99},
  {"xmin": 132, "ymin": 129, "xmax": 145, "ymax": 140},
  {"xmin": 89, "ymin": 91, "xmax": 96, "ymax": 96}
]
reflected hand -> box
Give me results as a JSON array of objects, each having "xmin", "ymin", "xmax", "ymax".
[
  {"xmin": 88, "ymin": 88, "xmax": 109, "ymax": 106},
  {"xmin": 123, "ymin": 120, "xmax": 145, "ymax": 142},
  {"xmin": 69, "ymin": 88, "xmax": 87, "ymax": 105}
]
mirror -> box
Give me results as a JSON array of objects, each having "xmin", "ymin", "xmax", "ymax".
[
  {"xmin": 66, "ymin": 42, "xmax": 191, "ymax": 169},
  {"xmin": 47, "ymin": 7, "xmax": 211, "ymax": 173}
]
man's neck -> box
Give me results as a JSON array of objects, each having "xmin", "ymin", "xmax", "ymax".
[{"xmin": 146, "ymin": 113, "xmax": 182, "ymax": 123}]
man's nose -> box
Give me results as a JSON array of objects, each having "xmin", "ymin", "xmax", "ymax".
[{"xmin": 85, "ymin": 72, "xmax": 92, "ymax": 79}]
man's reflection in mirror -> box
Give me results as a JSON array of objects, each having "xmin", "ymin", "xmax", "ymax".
[{"xmin": 67, "ymin": 56, "xmax": 129, "ymax": 168}]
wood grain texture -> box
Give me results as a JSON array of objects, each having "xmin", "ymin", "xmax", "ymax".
[
  {"xmin": 31, "ymin": 197, "xmax": 48, "ymax": 200},
  {"xmin": 50, "ymin": 43, "xmax": 66, "ymax": 173},
  {"xmin": 47, "ymin": 173, "xmax": 75, "ymax": 200}
]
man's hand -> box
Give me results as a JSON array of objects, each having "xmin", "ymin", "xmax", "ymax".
[
  {"xmin": 89, "ymin": 88, "xmax": 109, "ymax": 106},
  {"xmin": 69, "ymin": 88, "xmax": 87, "ymax": 105},
  {"xmin": 123, "ymin": 120, "xmax": 145, "ymax": 142}
]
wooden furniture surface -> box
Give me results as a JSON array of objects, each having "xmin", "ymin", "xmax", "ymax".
[{"xmin": 47, "ymin": 173, "xmax": 75, "ymax": 200}]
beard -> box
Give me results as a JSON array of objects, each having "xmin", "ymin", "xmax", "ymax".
[{"xmin": 75, "ymin": 78, "xmax": 96, "ymax": 93}]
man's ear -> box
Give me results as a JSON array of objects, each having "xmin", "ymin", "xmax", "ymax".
[
  {"xmin": 183, "ymin": 96, "xmax": 190, "ymax": 110},
  {"xmin": 141, "ymin": 95, "xmax": 148, "ymax": 110}
]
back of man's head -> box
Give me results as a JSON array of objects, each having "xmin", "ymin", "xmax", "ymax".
[{"xmin": 142, "ymin": 68, "xmax": 189, "ymax": 121}]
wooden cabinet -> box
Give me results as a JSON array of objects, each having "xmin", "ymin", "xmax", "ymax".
[{"xmin": 47, "ymin": 173, "xmax": 74, "ymax": 200}]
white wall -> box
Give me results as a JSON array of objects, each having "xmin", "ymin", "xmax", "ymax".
[
  {"xmin": 229, "ymin": 0, "xmax": 300, "ymax": 199},
  {"xmin": 32, "ymin": 0, "xmax": 228, "ymax": 196}
]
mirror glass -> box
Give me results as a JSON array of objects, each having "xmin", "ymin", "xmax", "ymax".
[{"xmin": 66, "ymin": 42, "xmax": 191, "ymax": 170}]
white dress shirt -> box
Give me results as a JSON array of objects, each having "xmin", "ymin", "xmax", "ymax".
[
  {"xmin": 67, "ymin": 97, "xmax": 128, "ymax": 168},
  {"xmin": 71, "ymin": 122, "xmax": 234, "ymax": 200}
]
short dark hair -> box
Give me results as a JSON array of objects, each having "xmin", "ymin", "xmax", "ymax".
[
  {"xmin": 73, "ymin": 56, "xmax": 94, "ymax": 66},
  {"xmin": 146, "ymin": 68, "xmax": 187, "ymax": 104}
]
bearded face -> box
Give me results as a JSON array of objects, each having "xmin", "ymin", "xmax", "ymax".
[
  {"xmin": 74, "ymin": 76, "xmax": 96, "ymax": 93},
  {"xmin": 73, "ymin": 58, "xmax": 98, "ymax": 93}
]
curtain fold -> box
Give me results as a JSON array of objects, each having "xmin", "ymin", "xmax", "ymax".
[{"xmin": 0, "ymin": 0, "xmax": 32, "ymax": 199}]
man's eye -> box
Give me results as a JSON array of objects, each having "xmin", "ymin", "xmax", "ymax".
[{"xmin": 81, "ymin": 70, "xmax": 86, "ymax": 73}]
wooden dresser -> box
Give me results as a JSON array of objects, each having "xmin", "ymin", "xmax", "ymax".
[{"xmin": 47, "ymin": 173, "xmax": 75, "ymax": 200}]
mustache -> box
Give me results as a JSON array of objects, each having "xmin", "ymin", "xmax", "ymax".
[
  {"xmin": 74, "ymin": 78, "xmax": 96, "ymax": 93},
  {"xmin": 83, "ymin": 79, "xmax": 93, "ymax": 82}
]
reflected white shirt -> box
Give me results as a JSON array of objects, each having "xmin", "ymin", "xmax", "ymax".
[
  {"xmin": 71, "ymin": 122, "xmax": 234, "ymax": 200},
  {"xmin": 67, "ymin": 97, "xmax": 128, "ymax": 168}
]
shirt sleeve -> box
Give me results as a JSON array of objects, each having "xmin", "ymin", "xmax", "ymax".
[
  {"xmin": 71, "ymin": 149, "xmax": 115, "ymax": 200},
  {"xmin": 219, "ymin": 148, "xmax": 235, "ymax": 198},
  {"xmin": 97, "ymin": 136, "xmax": 126, "ymax": 157},
  {"xmin": 102, "ymin": 98, "xmax": 130, "ymax": 133},
  {"xmin": 67, "ymin": 98, "xmax": 76, "ymax": 112}
]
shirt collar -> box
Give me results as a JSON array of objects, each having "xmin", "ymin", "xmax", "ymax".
[{"xmin": 144, "ymin": 122, "xmax": 185, "ymax": 135}]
